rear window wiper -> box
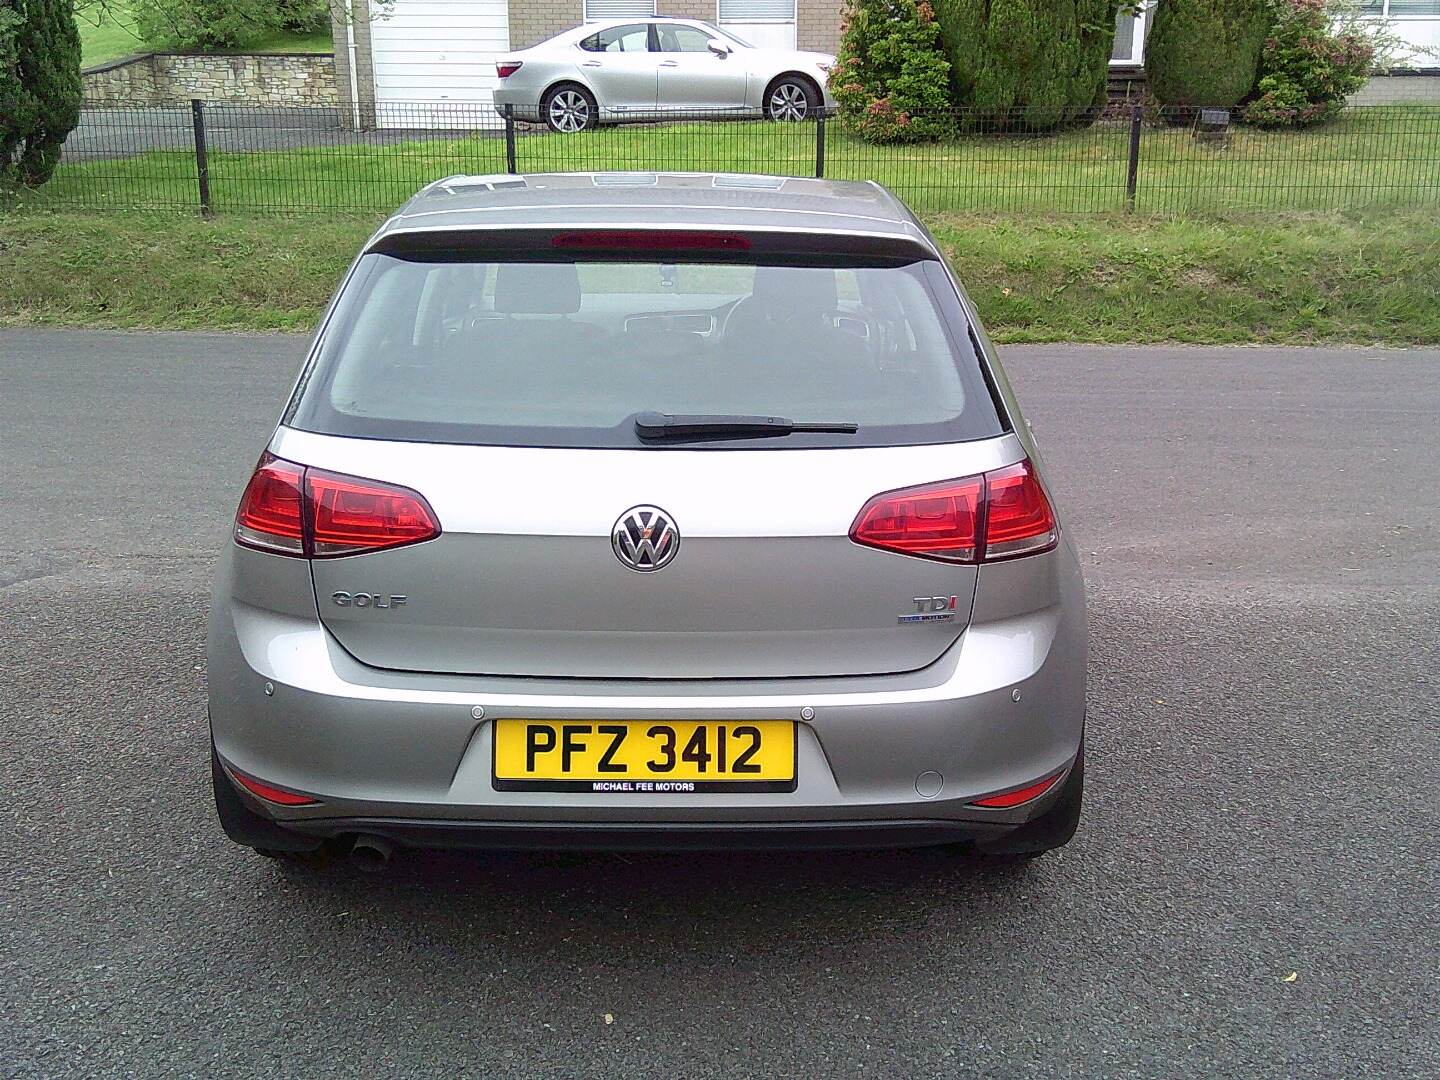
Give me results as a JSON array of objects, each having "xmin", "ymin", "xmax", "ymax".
[{"xmin": 634, "ymin": 411, "xmax": 860, "ymax": 441}]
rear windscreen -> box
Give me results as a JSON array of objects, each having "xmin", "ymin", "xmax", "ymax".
[{"xmin": 286, "ymin": 256, "xmax": 1006, "ymax": 449}]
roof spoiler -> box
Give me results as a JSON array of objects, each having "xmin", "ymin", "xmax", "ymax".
[{"xmin": 367, "ymin": 225, "xmax": 938, "ymax": 264}]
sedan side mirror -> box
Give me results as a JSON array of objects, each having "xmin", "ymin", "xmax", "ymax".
[{"xmin": 707, "ymin": 40, "xmax": 731, "ymax": 58}]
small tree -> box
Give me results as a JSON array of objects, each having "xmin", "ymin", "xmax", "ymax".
[
  {"xmin": 1243, "ymin": 0, "xmax": 1372, "ymax": 127},
  {"xmin": 929, "ymin": 0, "xmax": 1120, "ymax": 130},
  {"xmin": 129, "ymin": 0, "xmax": 285, "ymax": 51},
  {"xmin": 1145, "ymin": 0, "xmax": 1273, "ymax": 111},
  {"xmin": 0, "ymin": 0, "xmax": 82, "ymax": 187},
  {"xmin": 830, "ymin": 0, "xmax": 953, "ymax": 143}
]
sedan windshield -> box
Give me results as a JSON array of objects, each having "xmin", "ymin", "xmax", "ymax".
[{"xmin": 287, "ymin": 257, "xmax": 1004, "ymax": 449}]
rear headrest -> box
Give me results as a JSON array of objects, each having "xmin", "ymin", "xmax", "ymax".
[
  {"xmin": 494, "ymin": 263, "xmax": 581, "ymax": 314},
  {"xmin": 750, "ymin": 265, "xmax": 838, "ymax": 314}
]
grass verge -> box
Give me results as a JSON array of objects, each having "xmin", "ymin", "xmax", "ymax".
[
  {"xmin": 1, "ymin": 209, "xmax": 1437, "ymax": 344},
  {"xmin": 77, "ymin": 0, "xmax": 333, "ymax": 67},
  {"xmin": 35, "ymin": 111, "xmax": 1440, "ymax": 217}
]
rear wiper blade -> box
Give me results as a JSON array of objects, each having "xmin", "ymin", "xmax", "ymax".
[{"xmin": 634, "ymin": 411, "xmax": 859, "ymax": 441}]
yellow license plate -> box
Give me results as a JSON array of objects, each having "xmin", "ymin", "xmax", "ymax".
[{"xmin": 492, "ymin": 719, "xmax": 796, "ymax": 793}]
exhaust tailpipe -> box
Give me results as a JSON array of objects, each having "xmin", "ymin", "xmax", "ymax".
[{"xmin": 349, "ymin": 834, "xmax": 394, "ymax": 872}]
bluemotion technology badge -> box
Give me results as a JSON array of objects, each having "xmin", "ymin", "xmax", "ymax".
[{"xmin": 898, "ymin": 595, "xmax": 959, "ymax": 624}]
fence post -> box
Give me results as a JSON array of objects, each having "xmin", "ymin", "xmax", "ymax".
[
  {"xmin": 190, "ymin": 99, "xmax": 211, "ymax": 215},
  {"xmin": 503, "ymin": 106, "xmax": 517, "ymax": 174},
  {"xmin": 814, "ymin": 111, "xmax": 826, "ymax": 179},
  {"xmin": 1125, "ymin": 102, "xmax": 1143, "ymax": 213}
]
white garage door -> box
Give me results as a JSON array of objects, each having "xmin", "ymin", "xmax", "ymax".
[{"xmin": 369, "ymin": 0, "xmax": 510, "ymax": 128}]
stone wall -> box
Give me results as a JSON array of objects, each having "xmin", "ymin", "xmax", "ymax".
[{"xmin": 83, "ymin": 53, "xmax": 339, "ymax": 107}]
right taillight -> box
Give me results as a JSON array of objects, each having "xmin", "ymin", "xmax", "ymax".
[
  {"xmin": 850, "ymin": 457, "xmax": 1056, "ymax": 563},
  {"xmin": 496, "ymin": 61, "xmax": 522, "ymax": 78},
  {"xmin": 233, "ymin": 453, "xmax": 440, "ymax": 559}
]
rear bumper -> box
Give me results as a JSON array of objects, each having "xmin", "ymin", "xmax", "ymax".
[
  {"xmin": 491, "ymin": 91, "xmax": 540, "ymax": 123},
  {"xmin": 208, "ymin": 543, "xmax": 1086, "ymax": 847},
  {"xmin": 284, "ymin": 816, "xmax": 1014, "ymax": 852}
]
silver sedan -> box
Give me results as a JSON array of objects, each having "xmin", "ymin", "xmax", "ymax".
[{"xmin": 491, "ymin": 18, "xmax": 836, "ymax": 132}]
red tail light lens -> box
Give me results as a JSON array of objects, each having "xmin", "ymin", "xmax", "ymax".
[
  {"xmin": 306, "ymin": 468, "xmax": 441, "ymax": 558},
  {"xmin": 233, "ymin": 455, "xmax": 440, "ymax": 559},
  {"xmin": 226, "ymin": 765, "xmax": 320, "ymax": 806},
  {"xmin": 981, "ymin": 460, "xmax": 1057, "ymax": 560},
  {"xmin": 234, "ymin": 454, "xmax": 306, "ymax": 555},
  {"xmin": 496, "ymin": 61, "xmax": 523, "ymax": 78},
  {"xmin": 969, "ymin": 771, "xmax": 1062, "ymax": 808},
  {"xmin": 849, "ymin": 458, "xmax": 1057, "ymax": 563},
  {"xmin": 850, "ymin": 477, "xmax": 984, "ymax": 562}
]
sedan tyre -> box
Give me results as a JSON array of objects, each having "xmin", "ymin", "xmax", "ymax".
[
  {"xmin": 765, "ymin": 76, "xmax": 818, "ymax": 122},
  {"xmin": 543, "ymin": 84, "xmax": 599, "ymax": 133}
]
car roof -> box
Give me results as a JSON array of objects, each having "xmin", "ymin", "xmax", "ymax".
[{"xmin": 373, "ymin": 172, "xmax": 932, "ymax": 256}]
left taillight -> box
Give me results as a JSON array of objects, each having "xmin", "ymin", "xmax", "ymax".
[
  {"xmin": 496, "ymin": 61, "xmax": 522, "ymax": 78},
  {"xmin": 849, "ymin": 457, "xmax": 1057, "ymax": 564},
  {"xmin": 233, "ymin": 453, "xmax": 440, "ymax": 559},
  {"xmin": 234, "ymin": 455, "xmax": 306, "ymax": 555}
]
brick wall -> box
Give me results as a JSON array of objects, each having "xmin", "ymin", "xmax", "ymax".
[
  {"xmin": 797, "ymin": 0, "xmax": 841, "ymax": 54},
  {"xmin": 83, "ymin": 53, "xmax": 339, "ymax": 108},
  {"xmin": 505, "ymin": 0, "xmax": 847, "ymax": 52},
  {"xmin": 1350, "ymin": 75, "xmax": 1440, "ymax": 104},
  {"xmin": 508, "ymin": 0, "xmax": 583, "ymax": 50},
  {"xmin": 337, "ymin": 1, "xmax": 378, "ymax": 128}
]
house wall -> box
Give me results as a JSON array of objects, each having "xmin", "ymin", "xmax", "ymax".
[
  {"xmin": 83, "ymin": 53, "xmax": 339, "ymax": 107},
  {"xmin": 505, "ymin": 0, "xmax": 843, "ymax": 52},
  {"xmin": 797, "ymin": 0, "xmax": 842, "ymax": 54},
  {"xmin": 508, "ymin": 0, "xmax": 580, "ymax": 50},
  {"xmin": 1351, "ymin": 74, "xmax": 1440, "ymax": 103},
  {"xmin": 333, "ymin": 1, "xmax": 380, "ymax": 128}
]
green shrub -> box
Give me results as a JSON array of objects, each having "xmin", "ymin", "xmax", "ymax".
[
  {"xmin": 1146, "ymin": 0, "xmax": 1271, "ymax": 111},
  {"xmin": 1243, "ymin": 0, "xmax": 1372, "ymax": 127},
  {"xmin": 276, "ymin": 0, "xmax": 330, "ymax": 34},
  {"xmin": 0, "ymin": 0, "xmax": 82, "ymax": 187},
  {"xmin": 130, "ymin": 0, "xmax": 279, "ymax": 51},
  {"xmin": 830, "ymin": 0, "xmax": 953, "ymax": 143},
  {"xmin": 929, "ymin": 0, "xmax": 1120, "ymax": 129}
]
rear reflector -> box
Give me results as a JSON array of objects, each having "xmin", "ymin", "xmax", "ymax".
[
  {"xmin": 969, "ymin": 771, "xmax": 1062, "ymax": 808},
  {"xmin": 551, "ymin": 230, "xmax": 751, "ymax": 252},
  {"xmin": 849, "ymin": 458, "xmax": 1057, "ymax": 563},
  {"xmin": 496, "ymin": 61, "xmax": 522, "ymax": 78},
  {"xmin": 227, "ymin": 766, "xmax": 320, "ymax": 807},
  {"xmin": 233, "ymin": 454, "xmax": 440, "ymax": 559}
]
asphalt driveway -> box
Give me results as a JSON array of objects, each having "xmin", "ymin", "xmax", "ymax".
[{"xmin": 2, "ymin": 332, "xmax": 1437, "ymax": 1078}]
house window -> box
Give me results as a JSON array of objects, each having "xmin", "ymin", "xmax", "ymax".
[
  {"xmin": 717, "ymin": 0, "xmax": 797, "ymax": 21},
  {"xmin": 583, "ymin": 0, "xmax": 656, "ymax": 20},
  {"xmin": 1363, "ymin": 1, "xmax": 1440, "ymax": 13}
]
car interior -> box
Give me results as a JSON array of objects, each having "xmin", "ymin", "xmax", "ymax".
[{"xmin": 323, "ymin": 259, "xmax": 970, "ymax": 430}]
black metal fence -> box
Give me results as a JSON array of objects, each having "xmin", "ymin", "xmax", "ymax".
[{"xmin": 27, "ymin": 102, "xmax": 1440, "ymax": 216}]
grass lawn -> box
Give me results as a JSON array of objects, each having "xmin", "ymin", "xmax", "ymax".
[
  {"xmin": 32, "ymin": 109, "xmax": 1440, "ymax": 216},
  {"xmin": 2, "ymin": 208, "xmax": 1436, "ymax": 344},
  {"xmin": 77, "ymin": 1, "xmax": 332, "ymax": 68},
  {"xmin": 75, "ymin": 1, "xmax": 145, "ymax": 66}
]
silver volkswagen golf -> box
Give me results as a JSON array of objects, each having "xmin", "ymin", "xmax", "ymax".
[{"xmin": 208, "ymin": 173, "xmax": 1086, "ymax": 869}]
